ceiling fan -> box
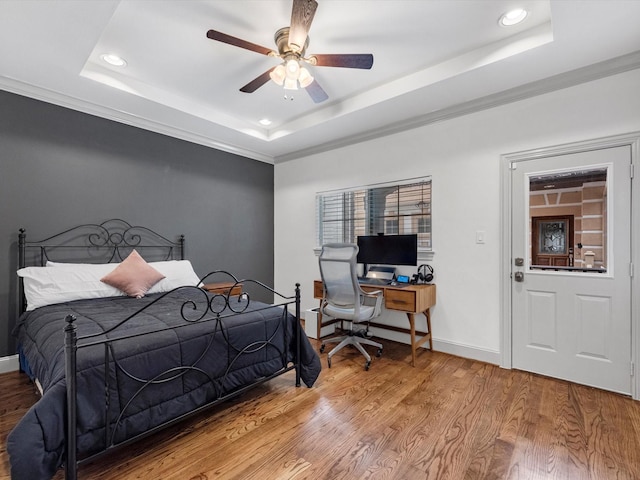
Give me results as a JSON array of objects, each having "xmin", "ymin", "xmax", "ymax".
[{"xmin": 206, "ymin": 0, "xmax": 374, "ymax": 103}]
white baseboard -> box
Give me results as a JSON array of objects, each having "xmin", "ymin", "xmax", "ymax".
[
  {"xmin": 368, "ymin": 327, "xmax": 501, "ymax": 366},
  {"xmin": 431, "ymin": 339, "xmax": 501, "ymax": 365},
  {"xmin": 0, "ymin": 355, "xmax": 20, "ymax": 374}
]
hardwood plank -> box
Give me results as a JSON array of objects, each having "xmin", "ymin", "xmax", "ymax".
[{"xmin": 2, "ymin": 340, "xmax": 640, "ymax": 480}]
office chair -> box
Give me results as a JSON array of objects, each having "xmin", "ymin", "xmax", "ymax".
[{"xmin": 318, "ymin": 243, "xmax": 383, "ymax": 370}]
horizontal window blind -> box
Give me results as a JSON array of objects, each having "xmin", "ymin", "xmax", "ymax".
[{"xmin": 316, "ymin": 177, "xmax": 432, "ymax": 249}]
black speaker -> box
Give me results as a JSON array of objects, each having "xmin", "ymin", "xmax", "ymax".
[{"xmin": 412, "ymin": 264, "xmax": 434, "ymax": 284}]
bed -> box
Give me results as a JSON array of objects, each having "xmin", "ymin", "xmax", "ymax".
[{"xmin": 6, "ymin": 219, "xmax": 321, "ymax": 480}]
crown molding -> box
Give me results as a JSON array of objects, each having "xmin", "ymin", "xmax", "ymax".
[
  {"xmin": 2, "ymin": 50, "xmax": 639, "ymax": 166},
  {"xmin": 274, "ymin": 50, "xmax": 640, "ymax": 163},
  {"xmin": 0, "ymin": 76, "xmax": 275, "ymax": 165}
]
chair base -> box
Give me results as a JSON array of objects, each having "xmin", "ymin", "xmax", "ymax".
[{"xmin": 321, "ymin": 330, "xmax": 383, "ymax": 370}]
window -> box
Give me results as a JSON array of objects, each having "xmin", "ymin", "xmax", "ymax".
[
  {"xmin": 316, "ymin": 177, "xmax": 432, "ymax": 249},
  {"xmin": 418, "ymin": 216, "xmax": 431, "ymax": 233},
  {"xmin": 385, "ymin": 219, "xmax": 399, "ymax": 234},
  {"xmin": 528, "ymin": 167, "xmax": 607, "ymax": 271}
]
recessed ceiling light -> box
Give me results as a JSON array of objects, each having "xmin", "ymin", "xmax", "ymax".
[
  {"xmin": 499, "ymin": 8, "xmax": 528, "ymax": 26},
  {"xmin": 259, "ymin": 118, "xmax": 272, "ymax": 126},
  {"xmin": 100, "ymin": 53, "xmax": 127, "ymax": 67}
]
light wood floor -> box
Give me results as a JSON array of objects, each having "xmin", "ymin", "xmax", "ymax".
[{"xmin": 2, "ymin": 339, "xmax": 640, "ymax": 480}]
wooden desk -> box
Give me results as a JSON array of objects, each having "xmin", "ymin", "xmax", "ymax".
[{"xmin": 314, "ymin": 280, "xmax": 436, "ymax": 367}]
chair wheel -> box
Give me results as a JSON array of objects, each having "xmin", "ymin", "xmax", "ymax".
[
  {"xmin": 376, "ymin": 348, "xmax": 383, "ymax": 357},
  {"xmin": 320, "ymin": 344, "xmax": 325, "ymax": 353},
  {"xmin": 365, "ymin": 361, "xmax": 370, "ymax": 371}
]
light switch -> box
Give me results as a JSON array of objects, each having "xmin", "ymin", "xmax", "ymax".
[{"xmin": 476, "ymin": 231, "xmax": 486, "ymax": 244}]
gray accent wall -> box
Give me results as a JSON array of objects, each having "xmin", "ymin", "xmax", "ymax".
[{"xmin": 0, "ymin": 90, "xmax": 274, "ymax": 358}]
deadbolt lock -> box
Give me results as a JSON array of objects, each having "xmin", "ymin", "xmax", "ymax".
[{"xmin": 514, "ymin": 257, "xmax": 524, "ymax": 267}]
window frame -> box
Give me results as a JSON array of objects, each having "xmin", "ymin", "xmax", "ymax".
[{"xmin": 315, "ymin": 176, "xmax": 433, "ymax": 254}]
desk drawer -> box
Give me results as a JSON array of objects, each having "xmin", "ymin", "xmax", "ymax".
[{"xmin": 384, "ymin": 289, "xmax": 417, "ymax": 312}]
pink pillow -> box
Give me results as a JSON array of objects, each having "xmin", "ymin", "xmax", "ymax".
[{"xmin": 101, "ymin": 250, "xmax": 165, "ymax": 298}]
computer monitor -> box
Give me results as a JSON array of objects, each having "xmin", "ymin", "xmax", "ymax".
[{"xmin": 356, "ymin": 234, "xmax": 418, "ymax": 267}]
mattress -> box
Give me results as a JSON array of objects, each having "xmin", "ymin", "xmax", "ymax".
[{"xmin": 8, "ymin": 287, "xmax": 321, "ymax": 479}]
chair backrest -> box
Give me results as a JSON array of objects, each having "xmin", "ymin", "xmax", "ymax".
[{"xmin": 318, "ymin": 243, "xmax": 362, "ymax": 317}]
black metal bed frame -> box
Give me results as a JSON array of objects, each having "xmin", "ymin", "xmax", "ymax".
[
  {"xmin": 18, "ymin": 218, "xmax": 186, "ymax": 315},
  {"xmin": 17, "ymin": 219, "xmax": 302, "ymax": 480}
]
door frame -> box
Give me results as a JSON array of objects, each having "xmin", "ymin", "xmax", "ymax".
[{"xmin": 500, "ymin": 132, "xmax": 640, "ymax": 399}]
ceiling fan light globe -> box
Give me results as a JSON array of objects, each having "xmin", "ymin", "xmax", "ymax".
[
  {"xmin": 298, "ymin": 67, "xmax": 314, "ymax": 88},
  {"xmin": 269, "ymin": 64, "xmax": 286, "ymax": 85},
  {"xmin": 285, "ymin": 59, "xmax": 300, "ymax": 77},
  {"xmin": 284, "ymin": 77, "xmax": 298, "ymax": 90}
]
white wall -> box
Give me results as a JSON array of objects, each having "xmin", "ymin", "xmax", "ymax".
[{"xmin": 274, "ymin": 69, "xmax": 640, "ymax": 364}]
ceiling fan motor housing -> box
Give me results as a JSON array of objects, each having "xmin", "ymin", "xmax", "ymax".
[{"xmin": 274, "ymin": 27, "xmax": 309, "ymax": 58}]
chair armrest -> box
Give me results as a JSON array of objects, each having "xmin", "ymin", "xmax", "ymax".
[
  {"xmin": 362, "ymin": 289, "xmax": 382, "ymax": 297},
  {"xmin": 361, "ymin": 289, "xmax": 384, "ymax": 317},
  {"xmin": 361, "ymin": 289, "xmax": 382, "ymax": 304}
]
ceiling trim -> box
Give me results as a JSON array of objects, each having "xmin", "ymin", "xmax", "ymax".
[
  {"xmin": 0, "ymin": 75, "xmax": 276, "ymax": 164},
  {"xmin": 274, "ymin": 50, "xmax": 640, "ymax": 163},
  {"xmin": 2, "ymin": 50, "xmax": 639, "ymax": 167}
]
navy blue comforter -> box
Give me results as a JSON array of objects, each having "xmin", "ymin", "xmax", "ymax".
[{"xmin": 7, "ymin": 288, "xmax": 321, "ymax": 480}]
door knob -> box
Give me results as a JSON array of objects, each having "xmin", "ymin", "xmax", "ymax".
[{"xmin": 514, "ymin": 271, "xmax": 524, "ymax": 282}]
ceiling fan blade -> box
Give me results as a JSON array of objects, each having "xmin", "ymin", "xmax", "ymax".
[
  {"xmin": 305, "ymin": 79, "xmax": 328, "ymax": 104},
  {"xmin": 289, "ymin": 0, "xmax": 318, "ymax": 52},
  {"xmin": 240, "ymin": 67, "xmax": 276, "ymax": 93},
  {"xmin": 207, "ymin": 29, "xmax": 274, "ymax": 56},
  {"xmin": 311, "ymin": 54, "xmax": 374, "ymax": 69}
]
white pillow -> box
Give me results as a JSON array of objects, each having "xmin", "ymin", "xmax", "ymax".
[
  {"xmin": 18, "ymin": 264, "xmax": 124, "ymax": 311},
  {"xmin": 45, "ymin": 259, "xmax": 201, "ymax": 295},
  {"xmin": 146, "ymin": 260, "xmax": 202, "ymax": 294}
]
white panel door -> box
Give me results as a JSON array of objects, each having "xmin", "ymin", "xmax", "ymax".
[{"xmin": 511, "ymin": 146, "xmax": 632, "ymax": 394}]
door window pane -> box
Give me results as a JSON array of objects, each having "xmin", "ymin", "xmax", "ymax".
[{"xmin": 529, "ymin": 167, "xmax": 607, "ymax": 272}]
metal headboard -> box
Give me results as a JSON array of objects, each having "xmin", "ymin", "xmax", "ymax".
[{"xmin": 18, "ymin": 219, "xmax": 185, "ymax": 314}]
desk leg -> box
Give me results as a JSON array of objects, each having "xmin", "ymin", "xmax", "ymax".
[
  {"xmin": 407, "ymin": 312, "xmax": 417, "ymax": 367},
  {"xmin": 406, "ymin": 308, "xmax": 433, "ymax": 367},
  {"xmin": 425, "ymin": 308, "xmax": 432, "ymax": 351},
  {"xmin": 317, "ymin": 299, "xmax": 323, "ymax": 340}
]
